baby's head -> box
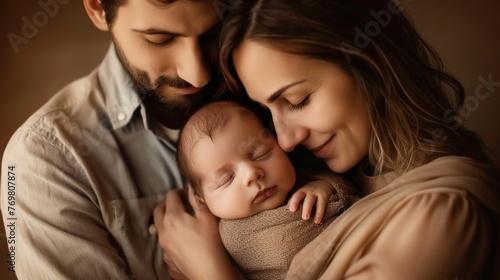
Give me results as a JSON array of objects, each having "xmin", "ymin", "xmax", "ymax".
[{"xmin": 177, "ymin": 101, "xmax": 296, "ymax": 219}]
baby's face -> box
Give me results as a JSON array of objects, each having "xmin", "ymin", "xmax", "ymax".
[{"xmin": 194, "ymin": 115, "xmax": 296, "ymax": 219}]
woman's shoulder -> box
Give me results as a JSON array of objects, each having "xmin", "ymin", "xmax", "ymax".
[
  {"xmin": 398, "ymin": 156, "xmax": 500, "ymax": 212},
  {"xmin": 347, "ymin": 154, "xmax": 500, "ymax": 238},
  {"xmin": 351, "ymin": 188, "xmax": 496, "ymax": 279},
  {"xmin": 388, "ymin": 184, "xmax": 490, "ymax": 222},
  {"xmin": 357, "ymin": 156, "xmax": 498, "ymax": 206},
  {"xmin": 352, "ymin": 178, "xmax": 495, "ymax": 231}
]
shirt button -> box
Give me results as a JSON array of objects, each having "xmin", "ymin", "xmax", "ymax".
[{"xmin": 117, "ymin": 112, "xmax": 126, "ymax": 121}]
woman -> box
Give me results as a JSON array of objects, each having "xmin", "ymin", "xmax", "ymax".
[{"xmin": 154, "ymin": 0, "xmax": 500, "ymax": 279}]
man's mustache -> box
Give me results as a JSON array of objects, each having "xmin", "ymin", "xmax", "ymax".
[{"xmin": 154, "ymin": 75, "xmax": 193, "ymax": 89}]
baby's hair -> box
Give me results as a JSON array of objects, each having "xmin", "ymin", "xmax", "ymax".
[{"xmin": 177, "ymin": 100, "xmax": 264, "ymax": 196}]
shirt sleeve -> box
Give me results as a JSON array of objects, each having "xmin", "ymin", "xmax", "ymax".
[
  {"xmin": 345, "ymin": 190, "xmax": 495, "ymax": 280},
  {"xmin": 1, "ymin": 128, "xmax": 131, "ymax": 279}
]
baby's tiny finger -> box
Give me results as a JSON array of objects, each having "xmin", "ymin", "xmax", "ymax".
[
  {"xmin": 288, "ymin": 191, "xmax": 306, "ymax": 212},
  {"xmin": 314, "ymin": 198, "xmax": 327, "ymax": 224},
  {"xmin": 301, "ymin": 195, "xmax": 317, "ymax": 220}
]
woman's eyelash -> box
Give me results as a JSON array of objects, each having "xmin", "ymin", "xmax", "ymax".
[{"xmin": 289, "ymin": 95, "xmax": 311, "ymax": 111}]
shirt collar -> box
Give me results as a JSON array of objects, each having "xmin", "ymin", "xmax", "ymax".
[{"xmin": 97, "ymin": 44, "xmax": 146, "ymax": 130}]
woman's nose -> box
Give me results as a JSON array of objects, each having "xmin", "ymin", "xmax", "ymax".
[{"xmin": 273, "ymin": 116, "xmax": 306, "ymax": 152}]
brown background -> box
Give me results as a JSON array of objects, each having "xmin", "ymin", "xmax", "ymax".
[{"xmin": 1, "ymin": 1, "xmax": 499, "ymax": 279}]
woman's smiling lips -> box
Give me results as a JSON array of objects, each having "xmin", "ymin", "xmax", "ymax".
[
  {"xmin": 253, "ymin": 186, "xmax": 277, "ymax": 204},
  {"xmin": 310, "ymin": 135, "xmax": 335, "ymax": 158}
]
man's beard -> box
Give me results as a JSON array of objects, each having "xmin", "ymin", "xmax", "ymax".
[{"xmin": 112, "ymin": 37, "xmax": 210, "ymax": 113}]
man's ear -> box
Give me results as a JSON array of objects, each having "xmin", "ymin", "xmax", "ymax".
[{"xmin": 83, "ymin": 0, "xmax": 109, "ymax": 31}]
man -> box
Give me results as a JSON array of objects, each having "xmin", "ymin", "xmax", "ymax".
[{"xmin": 0, "ymin": 0, "xmax": 224, "ymax": 278}]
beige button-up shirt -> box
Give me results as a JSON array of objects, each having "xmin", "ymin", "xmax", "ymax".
[{"xmin": 1, "ymin": 46, "xmax": 183, "ymax": 279}]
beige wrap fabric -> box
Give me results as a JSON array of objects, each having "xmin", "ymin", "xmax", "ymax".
[{"xmin": 286, "ymin": 156, "xmax": 500, "ymax": 280}]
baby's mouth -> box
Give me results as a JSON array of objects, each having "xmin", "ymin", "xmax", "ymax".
[{"xmin": 253, "ymin": 186, "xmax": 277, "ymax": 204}]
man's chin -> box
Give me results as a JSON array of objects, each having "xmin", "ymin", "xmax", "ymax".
[
  {"xmin": 155, "ymin": 93, "xmax": 204, "ymax": 112},
  {"xmin": 138, "ymin": 88, "xmax": 185, "ymax": 108}
]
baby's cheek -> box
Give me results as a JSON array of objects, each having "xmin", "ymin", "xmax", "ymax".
[{"xmin": 207, "ymin": 193, "xmax": 251, "ymax": 220}]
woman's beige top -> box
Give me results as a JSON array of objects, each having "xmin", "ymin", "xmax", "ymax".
[{"xmin": 287, "ymin": 156, "xmax": 500, "ymax": 280}]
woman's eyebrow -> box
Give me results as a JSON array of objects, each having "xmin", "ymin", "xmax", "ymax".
[{"xmin": 267, "ymin": 79, "xmax": 307, "ymax": 103}]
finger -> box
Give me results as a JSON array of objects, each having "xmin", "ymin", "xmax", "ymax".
[
  {"xmin": 186, "ymin": 185, "xmax": 199, "ymax": 214},
  {"xmin": 314, "ymin": 197, "xmax": 327, "ymax": 224},
  {"xmin": 163, "ymin": 252, "xmax": 174, "ymax": 267},
  {"xmin": 163, "ymin": 252, "xmax": 185, "ymax": 279},
  {"xmin": 165, "ymin": 189, "xmax": 188, "ymax": 216},
  {"xmin": 301, "ymin": 195, "xmax": 317, "ymax": 220},
  {"xmin": 169, "ymin": 269, "xmax": 189, "ymax": 280},
  {"xmin": 167, "ymin": 267, "xmax": 188, "ymax": 279},
  {"xmin": 152, "ymin": 201, "xmax": 166, "ymax": 235},
  {"xmin": 288, "ymin": 191, "xmax": 307, "ymax": 212}
]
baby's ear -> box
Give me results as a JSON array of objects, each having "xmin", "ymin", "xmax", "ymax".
[
  {"xmin": 194, "ymin": 192, "xmax": 206, "ymax": 204},
  {"xmin": 187, "ymin": 184, "xmax": 206, "ymax": 203}
]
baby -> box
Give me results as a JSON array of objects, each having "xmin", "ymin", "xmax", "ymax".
[{"xmin": 177, "ymin": 100, "xmax": 355, "ymax": 279}]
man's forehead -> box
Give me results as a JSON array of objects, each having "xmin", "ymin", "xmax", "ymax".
[
  {"xmin": 123, "ymin": 0, "xmax": 220, "ymax": 34},
  {"xmin": 140, "ymin": 0, "xmax": 216, "ymax": 13}
]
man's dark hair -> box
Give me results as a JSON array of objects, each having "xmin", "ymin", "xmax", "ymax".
[
  {"xmin": 99, "ymin": 0, "xmax": 126, "ymax": 26},
  {"xmin": 100, "ymin": 0, "xmax": 177, "ymax": 26}
]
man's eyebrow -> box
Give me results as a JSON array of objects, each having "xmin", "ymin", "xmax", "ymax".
[
  {"xmin": 131, "ymin": 22, "xmax": 221, "ymax": 37},
  {"xmin": 131, "ymin": 28, "xmax": 184, "ymax": 36},
  {"xmin": 267, "ymin": 79, "xmax": 308, "ymax": 103}
]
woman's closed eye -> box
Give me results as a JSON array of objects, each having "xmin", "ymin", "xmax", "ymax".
[{"xmin": 288, "ymin": 94, "xmax": 311, "ymax": 112}]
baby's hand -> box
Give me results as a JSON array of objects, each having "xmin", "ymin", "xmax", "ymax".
[{"xmin": 288, "ymin": 180, "xmax": 334, "ymax": 224}]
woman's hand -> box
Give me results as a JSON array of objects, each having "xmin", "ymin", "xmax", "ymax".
[{"xmin": 153, "ymin": 187, "xmax": 241, "ymax": 280}]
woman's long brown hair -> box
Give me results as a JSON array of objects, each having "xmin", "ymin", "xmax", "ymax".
[{"xmin": 219, "ymin": 0, "xmax": 493, "ymax": 175}]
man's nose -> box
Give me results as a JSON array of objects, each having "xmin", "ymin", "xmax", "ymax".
[{"xmin": 177, "ymin": 39, "xmax": 210, "ymax": 88}]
